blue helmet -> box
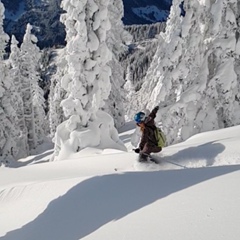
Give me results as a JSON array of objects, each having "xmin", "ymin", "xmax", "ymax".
[{"xmin": 134, "ymin": 112, "xmax": 146, "ymax": 123}]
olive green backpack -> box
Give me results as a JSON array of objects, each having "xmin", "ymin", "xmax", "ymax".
[{"xmin": 154, "ymin": 128, "xmax": 166, "ymax": 148}]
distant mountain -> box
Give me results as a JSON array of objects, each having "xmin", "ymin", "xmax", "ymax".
[
  {"xmin": 2, "ymin": 0, "xmax": 65, "ymax": 49},
  {"xmin": 2, "ymin": 0, "xmax": 172, "ymax": 48},
  {"xmin": 122, "ymin": 0, "xmax": 172, "ymax": 25}
]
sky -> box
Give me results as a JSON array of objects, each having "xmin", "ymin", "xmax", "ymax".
[{"xmin": 0, "ymin": 122, "xmax": 240, "ymax": 240}]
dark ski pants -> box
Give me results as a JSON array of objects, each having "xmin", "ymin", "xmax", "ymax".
[{"xmin": 141, "ymin": 142, "xmax": 162, "ymax": 155}]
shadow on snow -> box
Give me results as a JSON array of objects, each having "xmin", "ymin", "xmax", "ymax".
[
  {"xmin": 15, "ymin": 150, "xmax": 54, "ymax": 168},
  {"xmin": 159, "ymin": 141, "xmax": 226, "ymax": 167},
  {"xmin": 2, "ymin": 164, "xmax": 240, "ymax": 240}
]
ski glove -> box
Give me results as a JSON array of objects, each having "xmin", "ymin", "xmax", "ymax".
[
  {"xmin": 154, "ymin": 106, "xmax": 159, "ymax": 111},
  {"xmin": 134, "ymin": 148, "xmax": 141, "ymax": 154}
]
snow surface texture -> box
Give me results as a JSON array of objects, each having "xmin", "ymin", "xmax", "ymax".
[{"xmin": 0, "ymin": 123, "xmax": 240, "ymax": 240}]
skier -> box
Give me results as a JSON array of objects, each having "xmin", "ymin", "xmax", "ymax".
[{"xmin": 133, "ymin": 106, "xmax": 162, "ymax": 162}]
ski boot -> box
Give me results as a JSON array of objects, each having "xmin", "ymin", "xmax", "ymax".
[{"xmin": 138, "ymin": 153, "xmax": 150, "ymax": 162}]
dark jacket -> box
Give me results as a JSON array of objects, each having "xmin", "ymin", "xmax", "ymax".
[{"xmin": 139, "ymin": 107, "xmax": 158, "ymax": 150}]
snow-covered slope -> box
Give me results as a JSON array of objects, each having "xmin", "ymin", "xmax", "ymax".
[{"xmin": 1, "ymin": 124, "xmax": 240, "ymax": 240}]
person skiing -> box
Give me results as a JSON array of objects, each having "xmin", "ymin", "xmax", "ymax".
[{"xmin": 133, "ymin": 106, "xmax": 162, "ymax": 162}]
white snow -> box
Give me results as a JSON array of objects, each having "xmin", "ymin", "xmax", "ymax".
[
  {"xmin": 1, "ymin": 123, "xmax": 240, "ymax": 240},
  {"xmin": 1, "ymin": 0, "xmax": 240, "ymax": 239},
  {"xmin": 52, "ymin": 110, "xmax": 126, "ymax": 161}
]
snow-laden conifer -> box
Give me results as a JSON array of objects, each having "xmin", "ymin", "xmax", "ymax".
[
  {"xmin": 20, "ymin": 24, "xmax": 46, "ymax": 150},
  {"xmin": 49, "ymin": 48, "xmax": 67, "ymax": 136},
  {"xmin": 0, "ymin": 0, "xmax": 8, "ymax": 57},
  {"xmin": 132, "ymin": 0, "xmax": 240, "ymax": 144},
  {"xmin": 52, "ymin": 0, "xmax": 126, "ymax": 160},
  {"xmin": 104, "ymin": 0, "xmax": 132, "ymax": 128},
  {"xmin": 60, "ymin": 0, "xmax": 112, "ymax": 125},
  {"xmin": 0, "ymin": 1, "xmax": 21, "ymax": 166},
  {"xmin": 8, "ymin": 35, "xmax": 28, "ymax": 158}
]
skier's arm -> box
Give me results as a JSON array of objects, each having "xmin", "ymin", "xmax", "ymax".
[{"xmin": 148, "ymin": 106, "xmax": 159, "ymax": 120}]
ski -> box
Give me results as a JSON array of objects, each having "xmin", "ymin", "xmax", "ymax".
[{"xmin": 138, "ymin": 155, "xmax": 159, "ymax": 164}]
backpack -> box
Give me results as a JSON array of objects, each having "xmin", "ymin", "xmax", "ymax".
[{"xmin": 154, "ymin": 127, "xmax": 166, "ymax": 148}]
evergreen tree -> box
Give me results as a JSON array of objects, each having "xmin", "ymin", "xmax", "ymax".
[
  {"xmin": 60, "ymin": 0, "xmax": 112, "ymax": 126},
  {"xmin": 51, "ymin": 0, "xmax": 127, "ymax": 160},
  {"xmin": 48, "ymin": 48, "xmax": 67, "ymax": 136},
  {"xmin": 20, "ymin": 24, "xmax": 46, "ymax": 150},
  {"xmin": 8, "ymin": 35, "xmax": 28, "ymax": 158},
  {"xmin": 132, "ymin": 0, "xmax": 240, "ymax": 144},
  {"xmin": 0, "ymin": 0, "xmax": 21, "ymax": 166},
  {"xmin": 104, "ymin": 0, "xmax": 132, "ymax": 128}
]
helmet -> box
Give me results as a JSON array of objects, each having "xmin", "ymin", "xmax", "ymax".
[{"xmin": 134, "ymin": 112, "xmax": 146, "ymax": 123}]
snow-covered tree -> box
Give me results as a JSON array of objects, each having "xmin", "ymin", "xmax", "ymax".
[
  {"xmin": 60, "ymin": 0, "xmax": 112, "ymax": 125},
  {"xmin": 125, "ymin": 22, "xmax": 166, "ymax": 42},
  {"xmin": 8, "ymin": 35, "xmax": 28, "ymax": 158},
  {"xmin": 49, "ymin": 48, "xmax": 67, "ymax": 136},
  {"xmin": 52, "ymin": 0, "xmax": 126, "ymax": 160},
  {"xmin": 20, "ymin": 24, "xmax": 46, "ymax": 150},
  {"xmin": 131, "ymin": 0, "xmax": 240, "ymax": 144},
  {"xmin": 104, "ymin": 0, "xmax": 132, "ymax": 128},
  {"xmin": 0, "ymin": 0, "xmax": 7, "ymax": 99},
  {"xmin": 0, "ymin": 0, "xmax": 8, "ymax": 56},
  {"xmin": 123, "ymin": 38, "xmax": 159, "ymax": 118},
  {"xmin": 0, "ymin": 1, "xmax": 21, "ymax": 166}
]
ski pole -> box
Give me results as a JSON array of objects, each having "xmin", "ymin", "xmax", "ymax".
[{"xmin": 164, "ymin": 159, "xmax": 188, "ymax": 169}]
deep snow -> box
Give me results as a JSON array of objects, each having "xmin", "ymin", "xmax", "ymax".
[{"xmin": 0, "ymin": 123, "xmax": 240, "ymax": 240}]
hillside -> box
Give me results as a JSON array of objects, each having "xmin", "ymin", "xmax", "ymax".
[
  {"xmin": 2, "ymin": 0, "xmax": 171, "ymax": 48},
  {"xmin": 0, "ymin": 123, "xmax": 240, "ymax": 240}
]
